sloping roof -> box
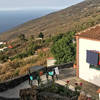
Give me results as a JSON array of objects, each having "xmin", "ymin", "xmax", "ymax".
[
  {"xmin": 47, "ymin": 57, "xmax": 55, "ymax": 60},
  {"xmin": 76, "ymin": 24, "xmax": 100, "ymax": 41}
]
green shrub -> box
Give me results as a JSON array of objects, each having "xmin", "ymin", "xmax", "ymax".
[
  {"xmin": 52, "ymin": 34, "xmax": 64, "ymax": 43},
  {"xmin": 0, "ymin": 54, "xmax": 9, "ymax": 62},
  {"xmin": 17, "ymin": 52, "xmax": 28, "ymax": 59},
  {"xmin": 38, "ymin": 32, "xmax": 44, "ymax": 39},
  {"xmin": 51, "ymin": 31, "xmax": 76, "ymax": 64},
  {"xmin": 14, "ymin": 69, "xmax": 20, "ymax": 76}
]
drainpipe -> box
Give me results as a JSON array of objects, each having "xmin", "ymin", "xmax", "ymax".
[
  {"xmin": 76, "ymin": 36, "xmax": 79, "ymax": 77},
  {"xmin": 97, "ymin": 89, "xmax": 100, "ymax": 100}
]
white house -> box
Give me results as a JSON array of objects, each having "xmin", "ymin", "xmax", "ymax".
[
  {"xmin": 0, "ymin": 42, "xmax": 6, "ymax": 45},
  {"xmin": 47, "ymin": 57, "xmax": 56, "ymax": 67},
  {"xmin": 75, "ymin": 24, "xmax": 100, "ymax": 87},
  {"xmin": 0, "ymin": 47, "xmax": 8, "ymax": 51}
]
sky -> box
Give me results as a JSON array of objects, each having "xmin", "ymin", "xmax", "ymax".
[{"xmin": 0, "ymin": 0, "xmax": 84, "ymax": 11}]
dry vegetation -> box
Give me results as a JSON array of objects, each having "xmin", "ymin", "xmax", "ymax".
[
  {"xmin": 0, "ymin": 48, "xmax": 52, "ymax": 82},
  {"xmin": 0, "ymin": 34, "xmax": 53, "ymax": 82}
]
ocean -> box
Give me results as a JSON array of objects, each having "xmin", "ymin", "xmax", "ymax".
[{"xmin": 0, "ymin": 9, "xmax": 58, "ymax": 34}]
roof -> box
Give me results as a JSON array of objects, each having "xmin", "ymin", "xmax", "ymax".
[
  {"xmin": 76, "ymin": 24, "xmax": 100, "ymax": 41},
  {"xmin": 47, "ymin": 57, "xmax": 55, "ymax": 60}
]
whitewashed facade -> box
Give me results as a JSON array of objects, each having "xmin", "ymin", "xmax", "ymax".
[
  {"xmin": 47, "ymin": 57, "xmax": 56, "ymax": 67},
  {"xmin": 79, "ymin": 38, "xmax": 100, "ymax": 86}
]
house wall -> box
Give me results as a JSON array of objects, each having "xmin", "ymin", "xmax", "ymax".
[
  {"xmin": 79, "ymin": 38, "xmax": 100, "ymax": 86},
  {"xmin": 47, "ymin": 59, "xmax": 56, "ymax": 67}
]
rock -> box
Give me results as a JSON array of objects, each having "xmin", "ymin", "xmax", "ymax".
[
  {"xmin": 78, "ymin": 91, "xmax": 87, "ymax": 100},
  {"xmin": 37, "ymin": 92, "xmax": 70, "ymax": 100},
  {"xmin": 20, "ymin": 85, "xmax": 38, "ymax": 100}
]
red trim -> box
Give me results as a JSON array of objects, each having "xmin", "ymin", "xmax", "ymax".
[
  {"xmin": 97, "ymin": 89, "xmax": 100, "ymax": 93},
  {"xmin": 76, "ymin": 36, "xmax": 79, "ymax": 77},
  {"xmin": 75, "ymin": 35, "xmax": 100, "ymax": 42},
  {"xmin": 73, "ymin": 64, "xmax": 77, "ymax": 69},
  {"xmin": 47, "ymin": 57, "xmax": 55, "ymax": 60}
]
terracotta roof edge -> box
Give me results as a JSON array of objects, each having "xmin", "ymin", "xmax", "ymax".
[{"xmin": 76, "ymin": 24, "xmax": 100, "ymax": 36}]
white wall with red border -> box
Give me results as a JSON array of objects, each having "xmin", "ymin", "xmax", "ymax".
[
  {"xmin": 79, "ymin": 38, "xmax": 100, "ymax": 86},
  {"xmin": 47, "ymin": 57, "xmax": 56, "ymax": 67}
]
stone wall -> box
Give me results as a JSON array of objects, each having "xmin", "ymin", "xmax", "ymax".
[
  {"xmin": 20, "ymin": 85, "xmax": 70, "ymax": 100},
  {"xmin": 0, "ymin": 74, "xmax": 28, "ymax": 92},
  {"xmin": 37, "ymin": 92, "xmax": 70, "ymax": 100},
  {"xmin": 20, "ymin": 86, "xmax": 38, "ymax": 100},
  {"xmin": 0, "ymin": 63, "xmax": 73, "ymax": 92},
  {"xmin": 0, "ymin": 96, "xmax": 19, "ymax": 100},
  {"xmin": 47, "ymin": 63, "xmax": 73, "ymax": 71},
  {"xmin": 20, "ymin": 88, "xmax": 92, "ymax": 100}
]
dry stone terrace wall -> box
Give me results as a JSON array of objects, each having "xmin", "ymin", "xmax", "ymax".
[
  {"xmin": 20, "ymin": 84, "xmax": 78, "ymax": 100},
  {"xmin": 0, "ymin": 74, "xmax": 28, "ymax": 92},
  {"xmin": 0, "ymin": 97, "xmax": 19, "ymax": 100},
  {"xmin": 37, "ymin": 92, "xmax": 70, "ymax": 100},
  {"xmin": 0, "ymin": 63, "xmax": 73, "ymax": 92}
]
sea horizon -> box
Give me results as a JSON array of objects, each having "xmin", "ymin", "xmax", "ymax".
[{"xmin": 0, "ymin": 8, "xmax": 59, "ymax": 34}]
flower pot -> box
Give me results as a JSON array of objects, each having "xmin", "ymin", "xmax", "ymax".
[{"xmin": 73, "ymin": 64, "xmax": 77, "ymax": 69}]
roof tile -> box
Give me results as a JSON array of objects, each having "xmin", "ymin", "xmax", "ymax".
[{"xmin": 76, "ymin": 24, "xmax": 100, "ymax": 40}]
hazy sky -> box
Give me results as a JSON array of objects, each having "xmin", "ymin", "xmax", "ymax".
[{"xmin": 0, "ymin": 0, "xmax": 84, "ymax": 11}]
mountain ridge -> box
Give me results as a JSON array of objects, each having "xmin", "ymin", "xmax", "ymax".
[{"xmin": 0, "ymin": 0, "xmax": 100, "ymax": 41}]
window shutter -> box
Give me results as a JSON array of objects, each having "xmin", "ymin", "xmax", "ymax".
[{"xmin": 86, "ymin": 50, "xmax": 98, "ymax": 65}]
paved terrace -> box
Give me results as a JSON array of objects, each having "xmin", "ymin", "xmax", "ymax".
[{"xmin": 0, "ymin": 67, "xmax": 99, "ymax": 100}]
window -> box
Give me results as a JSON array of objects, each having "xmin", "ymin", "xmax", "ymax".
[
  {"xmin": 90, "ymin": 64, "xmax": 100, "ymax": 70},
  {"xmin": 87, "ymin": 50, "xmax": 100, "ymax": 70},
  {"xmin": 86, "ymin": 50, "xmax": 98, "ymax": 65}
]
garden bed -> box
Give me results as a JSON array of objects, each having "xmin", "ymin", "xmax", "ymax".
[
  {"xmin": 20, "ymin": 81, "xmax": 80, "ymax": 100},
  {"xmin": 38, "ymin": 82, "xmax": 79, "ymax": 100}
]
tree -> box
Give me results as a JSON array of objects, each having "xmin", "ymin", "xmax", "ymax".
[
  {"xmin": 38, "ymin": 32, "xmax": 44, "ymax": 39},
  {"xmin": 0, "ymin": 54, "xmax": 9, "ymax": 62},
  {"xmin": 30, "ymin": 35, "xmax": 34, "ymax": 41},
  {"xmin": 51, "ymin": 31, "xmax": 76, "ymax": 64},
  {"xmin": 52, "ymin": 34, "xmax": 63, "ymax": 43},
  {"xmin": 18, "ymin": 34, "xmax": 26, "ymax": 41},
  {"xmin": 27, "ymin": 42, "xmax": 38, "ymax": 56}
]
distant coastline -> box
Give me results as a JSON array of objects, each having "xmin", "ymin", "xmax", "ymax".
[{"xmin": 0, "ymin": 9, "xmax": 58, "ymax": 34}]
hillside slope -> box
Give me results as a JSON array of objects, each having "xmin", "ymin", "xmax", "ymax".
[{"xmin": 0, "ymin": 0, "xmax": 100, "ymax": 41}]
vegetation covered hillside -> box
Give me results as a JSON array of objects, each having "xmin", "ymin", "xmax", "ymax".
[
  {"xmin": 0, "ymin": 0, "xmax": 100, "ymax": 41},
  {"xmin": 0, "ymin": 31, "xmax": 76, "ymax": 82},
  {"xmin": 0, "ymin": 33, "xmax": 52, "ymax": 81}
]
